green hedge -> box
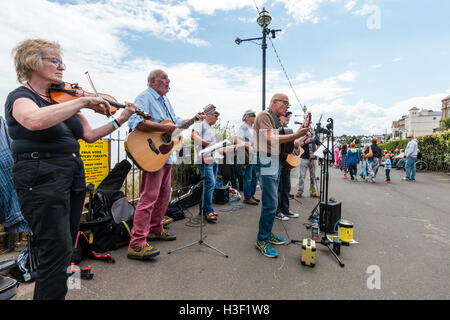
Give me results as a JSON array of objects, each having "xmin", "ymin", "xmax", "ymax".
[
  {"xmin": 379, "ymin": 129, "xmax": 450, "ymax": 172},
  {"xmin": 379, "ymin": 139, "xmax": 409, "ymax": 153}
]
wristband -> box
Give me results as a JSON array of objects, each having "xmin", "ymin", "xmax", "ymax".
[{"xmin": 112, "ymin": 119, "xmax": 121, "ymax": 129}]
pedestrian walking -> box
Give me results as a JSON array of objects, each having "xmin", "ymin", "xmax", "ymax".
[{"xmin": 347, "ymin": 142, "xmax": 360, "ymax": 180}]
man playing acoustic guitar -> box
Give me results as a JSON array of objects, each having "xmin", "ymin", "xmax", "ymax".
[
  {"xmin": 127, "ymin": 69, "xmax": 204, "ymax": 260},
  {"xmin": 253, "ymin": 93, "xmax": 309, "ymax": 258}
]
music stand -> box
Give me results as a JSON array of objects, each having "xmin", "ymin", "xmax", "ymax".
[{"xmin": 168, "ymin": 140, "xmax": 230, "ymax": 258}]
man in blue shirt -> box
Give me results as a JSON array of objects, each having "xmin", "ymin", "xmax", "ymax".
[{"xmin": 127, "ymin": 69, "xmax": 204, "ymax": 260}]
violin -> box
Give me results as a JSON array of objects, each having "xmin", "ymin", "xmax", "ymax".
[{"xmin": 49, "ymin": 82, "xmax": 151, "ymax": 120}]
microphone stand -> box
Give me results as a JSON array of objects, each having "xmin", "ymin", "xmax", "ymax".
[
  {"xmin": 168, "ymin": 141, "xmax": 229, "ymax": 258},
  {"xmin": 290, "ymin": 119, "xmax": 345, "ymax": 267}
]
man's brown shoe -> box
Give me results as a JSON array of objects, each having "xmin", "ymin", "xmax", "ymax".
[
  {"xmin": 244, "ymin": 198, "xmax": 258, "ymax": 205},
  {"xmin": 127, "ymin": 242, "xmax": 160, "ymax": 260},
  {"xmin": 252, "ymin": 197, "xmax": 260, "ymax": 203},
  {"xmin": 147, "ymin": 229, "xmax": 176, "ymax": 241}
]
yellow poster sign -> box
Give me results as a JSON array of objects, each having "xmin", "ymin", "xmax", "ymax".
[{"xmin": 79, "ymin": 139, "xmax": 110, "ymax": 190}]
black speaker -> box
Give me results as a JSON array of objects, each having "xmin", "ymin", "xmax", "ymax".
[
  {"xmin": 213, "ymin": 185, "xmax": 230, "ymax": 204},
  {"xmin": 319, "ymin": 201, "xmax": 341, "ymax": 234}
]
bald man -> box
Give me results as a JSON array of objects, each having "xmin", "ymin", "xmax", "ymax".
[
  {"xmin": 127, "ymin": 69, "xmax": 204, "ymax": 260},
  {"xmin": 253, "ymin": 93, "xmax": 309, "ymax": 258}
]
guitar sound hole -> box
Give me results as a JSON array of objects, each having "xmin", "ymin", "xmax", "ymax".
[{"xmin": 161, "ymin": 133, "xmax": 172, "ymax": 144}]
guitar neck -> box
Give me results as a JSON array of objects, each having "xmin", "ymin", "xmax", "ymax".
[
  {"xmin": 179, "ymin": 116, "xmax": 197, "ymax": 130},
  {"xmin": 170, "ymin": 116, "xmax": 196, "ymax": 138}
]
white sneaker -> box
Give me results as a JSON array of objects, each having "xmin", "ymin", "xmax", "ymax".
[
  {"xmin": 275, "ymin": 212, "xmax": 290, "ymax": 221},
  {"xmin": 284, "ymin": 211, "xmax": 300, "ymax": 218}
]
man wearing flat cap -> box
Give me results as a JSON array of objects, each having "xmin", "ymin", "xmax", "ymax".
[
  {"xmin": 192, "ymin": 110, "xmax": 220, "ymax": 223},
  {"xmin": 235, "ymin": 109, "xmax": 259, "ymax": 205}
]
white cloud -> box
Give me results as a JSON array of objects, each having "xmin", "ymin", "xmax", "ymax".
[
  {"xmin": 336, "ymin": 71, "xmax": 358, "ymax": 82},
  {"xmin": 274, "ymin": 0, "xmax": 337, "ymax": 24},
  {"xmin": 305, "ymin": 90, "xmax": 449, "ymax": 136},
  {"xmin": 0, "ymin": 0, "xmax": 208, "ymax": 51},
  {"xmin": 1, "ymin": 0, "xmax": 445, "ymax": 139},
  {"xmin": 385, "ymin": 92, "xmax": 447, "ymax": 121},
  {"xmin": 392, "ymin": 58, "xmax": 402, "ymax": 63},
  {"xmin": 345, "ymin": 1, "xmax": 357, "ymax": 12},
  {"xmin": 186, "ymin": 0, "xmax": 262, "ymax": 15},
  {"xmin": 353, "ymin": 3, "xmax": 377, "ymax": 16}
]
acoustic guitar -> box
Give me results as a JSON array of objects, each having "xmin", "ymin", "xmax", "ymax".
[
  {"xmin": 124, "ymin": 104, "xmax": 216, "ymax": 172},
  {"xmin": 282, "ymin": 111, "xmax": 312, "ymax": 169}
]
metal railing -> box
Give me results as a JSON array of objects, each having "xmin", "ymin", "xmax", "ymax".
[{"xmin": 104, "ymin": 130, "xmax": 198, "ymax": 206}]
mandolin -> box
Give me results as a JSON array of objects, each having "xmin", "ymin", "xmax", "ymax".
[
  {"xmin": 282, "ymin": 111, "xmax": 312, "ymax": 169},
  {"xmin": 124, "ymin": 104, "xmax": 216, "ymax": 172}
]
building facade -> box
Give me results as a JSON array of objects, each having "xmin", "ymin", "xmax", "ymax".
[
  {"xmin": 392, "ymin": 108, "xmax": 441, "ymax": 139},
  {"xmin": 441, "ymin": 95, "xmax": 450, "ymax": 128}
]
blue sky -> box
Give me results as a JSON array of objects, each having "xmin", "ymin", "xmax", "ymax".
[{"xmin": 1, "ymin": 0, "xmax": 449, "ymax": 136}]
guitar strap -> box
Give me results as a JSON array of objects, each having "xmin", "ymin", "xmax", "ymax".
[
  {"xmin": 162, "ymin": 100, "xmax": 176, "ymax": 123},
  {"xmin": 267, "ymin": 109, "xmax": 284, "ymax": 133},
  {"xmin": 267, "ymin": 109, "xmax": 290, "ymax": 163}
]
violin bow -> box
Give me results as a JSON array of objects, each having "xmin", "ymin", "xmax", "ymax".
[{"xmin": 85, "ymin": 71, "xmax": 112, "ymax": 117}]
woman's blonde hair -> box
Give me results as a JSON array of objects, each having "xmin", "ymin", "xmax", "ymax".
[{"xmin": 12, "ymin": 39, "xmax": 61, "ymax": 83}]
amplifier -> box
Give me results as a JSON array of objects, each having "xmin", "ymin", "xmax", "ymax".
[
  {"xmin": 213, "ymin": 185, "xmax": 230, "ymax": 204},
  {"xmin": 319, "ymin": 201, "xmax": 341, "ymax": 234}
]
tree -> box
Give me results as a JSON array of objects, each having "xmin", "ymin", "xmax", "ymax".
[{"xmin": 442, "ymin": 117, "xmax": 450, "ymax": 130}]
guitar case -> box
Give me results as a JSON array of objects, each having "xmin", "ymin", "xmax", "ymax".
[
  {"xmin": 80, "ymin": 159, "xmax": 134, "ymax": 253},
  {"xmin": 169, "ymin": 181, "xmax": 204, "ymax": 210}
]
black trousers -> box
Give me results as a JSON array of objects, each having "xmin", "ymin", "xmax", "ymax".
[
  {"xmin": 277, "ymin": 167, "xmax": 291, "ymax": 214},
  {"xmin": 13, "ymin": 155, "xmax": 86, "ymax": 300},
  {"xmin": 348, "ymin": 164, "xmax": 357, "ymax": 179}
]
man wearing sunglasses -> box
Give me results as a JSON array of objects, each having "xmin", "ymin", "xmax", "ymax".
[{"xmin": 253, "ymin": 93, "xmax": 310, "ymax": 258}]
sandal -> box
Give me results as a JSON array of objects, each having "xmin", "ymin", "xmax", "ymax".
[{"xmin": 204, "ymin": 212, "xmax": 218, "ymax": 223}]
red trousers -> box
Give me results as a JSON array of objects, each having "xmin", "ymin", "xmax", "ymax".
[{"xmin": 129, "ymin": 164, "xmax": 171, "ymax": 248}]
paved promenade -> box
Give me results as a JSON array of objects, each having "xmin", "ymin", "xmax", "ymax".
[{"xmin": 11, "ymin": 165, "xmax": 450, "ymax": 300}]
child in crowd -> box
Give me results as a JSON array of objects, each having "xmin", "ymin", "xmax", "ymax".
[
  {"xmin": 334, "ymin": 145, "xmax": 341, "ymax": 168},
  {"xmin": 346, "ymin": 142, "xmax": 360, "ymax": 180},
  {"xmin": 339, "ymin": 144, "xmax": 348, "ymax": 178},
  {"xmin": 383, "ymin": 152, "xmax": 392, "ymax": 183}
]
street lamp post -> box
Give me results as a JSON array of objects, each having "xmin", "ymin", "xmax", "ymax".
[{"xmin": 235, "ymin": 8, "xmax": 281, "ymax": 111}]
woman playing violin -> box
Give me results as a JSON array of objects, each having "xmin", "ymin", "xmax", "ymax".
[{"xmin": 4, "ymin": 38, "xmax": 137, "ymax": 300}]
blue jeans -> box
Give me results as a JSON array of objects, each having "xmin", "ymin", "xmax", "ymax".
[
  {"xmin": 405, "ymin": 156, "xmax": 417, "ymax": 180},
  {"xmin": 256, "ymin": 156, "xmax": 281, "ymax": 241},
  {"xmin": 360, "ymin": 160, "xmax": 368, "ymax": 180},
  {"xmin": 197, "ymin": 162, "xmax": 218, "ymax": 214},
  {"xmin": 243, "ymin": 164, "xmax": 258, "ymax": 200}
]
